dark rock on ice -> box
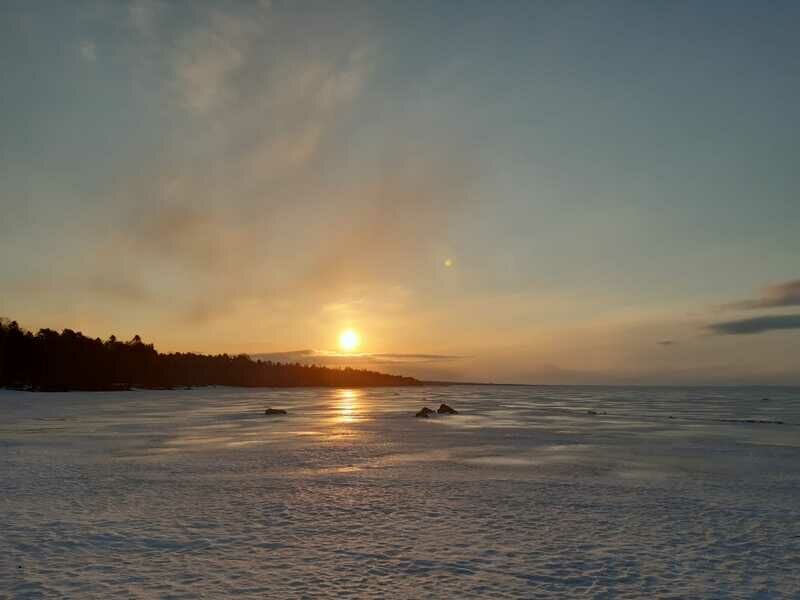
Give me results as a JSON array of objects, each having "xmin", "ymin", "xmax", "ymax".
[
  {"xmin": 264, "ymin": 408, "xmax": 288, "ymax": 416},
  {"xmin": 437, "ymin": 403, "xmax": 458, "ymax": 415},
  {"xmin": 416, "ymin": 407, "xmax": 435, "ymax": 418}
]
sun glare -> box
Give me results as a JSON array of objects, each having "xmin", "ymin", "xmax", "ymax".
[{"xmin": 339, "ymin": 329, "xmax": 360, "ymax": 352}]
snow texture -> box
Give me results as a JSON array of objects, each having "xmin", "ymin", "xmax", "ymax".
[{"xmin": 1, "ymin": 385, "xmax": 799, "ymax": 598}]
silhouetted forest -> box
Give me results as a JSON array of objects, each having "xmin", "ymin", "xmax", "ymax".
[{"xmin": 0, "ymin": 319, "xmax": 420, "ymax": 391}]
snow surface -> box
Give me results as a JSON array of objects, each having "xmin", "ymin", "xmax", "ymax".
[{"xmin": 1, "ymin": 385, "xmax": 799, "ymax": 598}]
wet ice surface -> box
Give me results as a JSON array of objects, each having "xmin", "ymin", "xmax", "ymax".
[{"xmin": 1, "ymin": 386, "xmax": 799, "ymax": 599}]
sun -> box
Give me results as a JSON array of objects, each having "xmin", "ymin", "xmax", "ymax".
[{"xmin": 339, "ymin": 329, "xmax": 360, "ymax": 352}]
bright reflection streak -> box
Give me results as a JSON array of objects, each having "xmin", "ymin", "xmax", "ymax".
[{"xmin": 334, "ymin": 388, "xmax": 364, "ymax": 424}]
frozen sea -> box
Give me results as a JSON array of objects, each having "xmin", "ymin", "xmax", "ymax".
[{"xmin": 1, "ymin": 385, "xmax": 799, "ymax": 599}]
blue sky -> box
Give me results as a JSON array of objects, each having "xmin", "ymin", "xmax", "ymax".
[{"xmin": 2, "ymin": 1, "xmax": 800, "ymax": 383}]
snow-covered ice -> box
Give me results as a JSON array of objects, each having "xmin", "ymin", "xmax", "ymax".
[{"xmin": 1, "ymin": 385, "xmax": 799, "ymax": 598}]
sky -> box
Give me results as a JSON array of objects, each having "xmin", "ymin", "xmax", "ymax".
[{"xmin": 2, "ymin": 0, "xmax": 800, "ymax": 384}]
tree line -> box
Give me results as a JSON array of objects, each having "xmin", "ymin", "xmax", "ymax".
[{"xmin": 0, "ymin": 319, "xmax": 420, "ymax": 391}]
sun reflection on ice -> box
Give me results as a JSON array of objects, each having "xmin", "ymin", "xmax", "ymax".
[{"xmin": 334, "ymin": 389, "xmax": 364, "ymax": 425}]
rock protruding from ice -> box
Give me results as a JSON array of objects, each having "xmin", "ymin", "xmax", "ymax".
[
  {"xmin": 264, "ymin": 408, "xmax": 288, "ymax": 416},
  {"xmin": 415, "ymin": 404, "xmax": 459, "ymax": 417},
  {"xmin": 415, "ymin": 407, "xmax": 435, "ymax": 418}
]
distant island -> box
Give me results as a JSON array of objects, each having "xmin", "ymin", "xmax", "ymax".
[{"xmin": 0, "ymin": 319, "xmax": 421, "ymax": 391}]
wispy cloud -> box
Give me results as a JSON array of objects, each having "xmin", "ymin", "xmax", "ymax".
[
  {"xmin": 173, "ymin": 11, "xmax": 255, "ymax": 114},
  {"xmin": 725, "ymin": 279, "xmax": 800, "ymax": 310},
  {"xmin": 243, "ymin": 350, "xmax": 469, "ymax": 382},
  {"xmin": 106, "ymin": 3, "xmax": 386, "ymax": 325},
  {"xmin": 100, "ymin": 0, "xmax": 480, "ymax": 331},
  {"xmin": 252, "ymin": 350, "xmax": 463, "ymax": 367},
  {"xmin": 708, "ymin": 314, "xmax": 800, "ymax": 335},
  {"xmin": 87, "ymin": 273, "xmax": 150, "ymax": 304},
  {"xmin": 370, "ymin": 353, "xmax": 465, "ymax": 363},
  {"xmin": 128, "ymin": 0, "xmax": 164, "ymax": 37},
  {"xmin": 79, "ymin": 40, "xmax": 96, "ymax": 62}
]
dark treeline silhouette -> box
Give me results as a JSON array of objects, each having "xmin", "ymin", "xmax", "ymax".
[{"xmin": 0, "ymin": 319, "xmax": 420, "ymax": 391}]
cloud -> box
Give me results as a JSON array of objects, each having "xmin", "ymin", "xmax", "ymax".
[
  {"xmin": 129, "ymin": 0, "xmax": 164, "ymax": 37},
  {"xmin": 173, "ymin": 12, "xmax": 255, "ymax": 114},
  {"xmin": 86, "ymin": 273, "xmax": 150, "ymax": 303},
  {"xmin": 79, "ymin": 40, "xmax": 96, "ymax": 62},
  {"xmin": 244, "ymin": 350, "xmax": 468, "ymax": 382},
  {"xmin": 252, "ymin": 350, "xmax": 463, "ymax": 367},
  {"xmin": 370, "ymin": 353, "xmax": 465, "ymax": 363},
  {"xmin": 726, "ymin": 279, "xmax": 800, "ymax": 310},
  {"xmin": 8, "ymin": 2, "xmax": 481, "ymax": 345},
  {"xmin": 104, "ymin": 2, "xmax": 479, "ymax": 330},
  {"xmin": 708, "ymin": 314, "xmax": 800, "ymax": 335}
]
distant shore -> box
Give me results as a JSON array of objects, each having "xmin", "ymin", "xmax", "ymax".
[{"xmin": 2, "ymin": 381, "xmax": 424, "ymax": 393}]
